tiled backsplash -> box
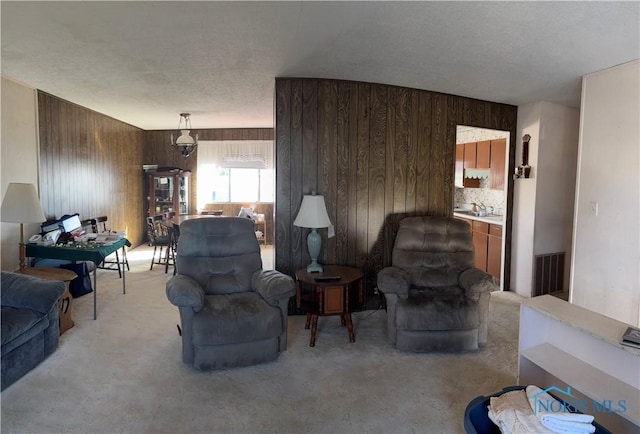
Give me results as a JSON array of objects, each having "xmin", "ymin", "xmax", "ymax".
[
  {"xmin": 455, "ymin": 126, "xmax": 509, "ymax": 214},
  {"xmin": 455, "ymin": 179, "xmax": 505, "ymax": 215}
]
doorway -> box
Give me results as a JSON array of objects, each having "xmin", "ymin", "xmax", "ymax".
[{"xmin": 455, "ymin": 126, "xmax": 511, "ymax": 290}]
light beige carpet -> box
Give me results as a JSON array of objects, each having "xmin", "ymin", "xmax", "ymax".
[{"xmin": 1, "ymin": 245, "xmax": 523, "ymax": 434}]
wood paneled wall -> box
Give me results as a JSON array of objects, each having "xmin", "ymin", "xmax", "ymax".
[
  {"xmin": 143, "ymin": 128, "xmax": 275, "ymax": 220},
  {"xmin": 36, "ymin": 93, "xmax": 274, "ymax": 249},
  {"xmin": 37, "ymin": 91, "xmax": 147, "ymax": 246},
  {"xmin": 275, "ymin": 78, "xmax": 517, "ymax": 295}
]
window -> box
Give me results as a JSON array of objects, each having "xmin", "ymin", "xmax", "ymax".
[
  {"xmin": 197, "ymin": 140, "xmax": 274, "ymax": 208},
  {"xmin": 206, "ymin": 167, "xmax": 273, "ymax": 203}
]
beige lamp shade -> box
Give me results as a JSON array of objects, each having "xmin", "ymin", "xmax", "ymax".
[
  {"xmin": 293, "ymin": 195, "xmax": 331, "ymax": 229},
  {"xmin": 1, "ymin": 182, "xmax": 46, "ymax": 223}
]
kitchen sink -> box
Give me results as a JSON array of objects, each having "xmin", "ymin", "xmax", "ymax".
[{"xmin": 454, "ymin": 209, "xmax": 502, "ymax": 218}]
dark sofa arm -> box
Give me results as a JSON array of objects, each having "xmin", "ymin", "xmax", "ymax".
[
  {"xmin": 166, "ymin": 274, "xmax": 205, "ymax": 312},
  {"xmin": 0, "ymin": 272, "xmax": 64, "ymax": 314},
  {"xmin": 377, "ymin": 266, "xmax": 410, "ymax": 299},
  {"xmin": 459, "ymin": 268, "xmax": 498, "ymax": 301},
  {"xmin": 252, "ymin": 270, "xmax": 295, "ymax": 306}
]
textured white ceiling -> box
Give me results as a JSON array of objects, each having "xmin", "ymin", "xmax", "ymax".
[{"xmin": 2, "ymin": 1, "xmax": 638, "ymax": 130}]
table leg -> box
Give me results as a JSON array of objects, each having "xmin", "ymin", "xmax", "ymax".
[
  {"xmin": 341, "ymin": 314, "xmax": 346, "ymax": 327},
  {"xmin": 93, "ymin": 266, "xmax": 97, "ymax": 320},
  {"xmin": 310, "ymin": 315, "xmax": 318, "ymax": 347},
  {"xmin": 305, "ymin": 313, "xmax": 311, "ymax": 329},
  {"xmin": 345, "ymin": 313, "xmax": 355, "ymax": 343},
  {"xmin": 121, "ymin": 246, "xmax": 126, "ymax": 295}
]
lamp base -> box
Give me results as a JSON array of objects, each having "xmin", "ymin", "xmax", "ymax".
[
  {"xmin": 306, "ymin": 228, "xmax": 323, "ymax": 273},
  {"xmin": 306, "ymin": 261, "xmax": 323, "ymax": 273},
  {"xmin": 19, "ymin": 242, "xmax": 27, "ymax": 271}
]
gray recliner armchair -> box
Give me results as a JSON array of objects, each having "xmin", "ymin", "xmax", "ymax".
[
  {"xmin": 377, "ymin": 216, "xmax": 498, "ymax": 352},
  {"xmin": 166, "ymin": 217, "xmax": 295, "ymax": 370}
]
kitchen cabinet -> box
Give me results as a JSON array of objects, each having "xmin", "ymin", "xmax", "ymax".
[
  {"xmin": 487, "ymin": 223, "xmax": 502, "ymax": 280},
  {"xmin": 455, "ymin": 215, "xmax": 502, "ymax": 281},
  {"xmin": 456, "ymin": 139, "xmax": 505, "ymax": 190},
  {"xmin": 464, "ymin": 142, "xmax": 477, "ymax": 168},
  {"xmin": 146, "ymin": 170, "xmax": 191, "ymax": 216},
  {"xmin": 463, "ymin": 141, "xmax": 490, "ymax": 169},
  {"xmin": 489, "ymin": 138, "xmax": 506, "ymax": 190},
  {"xmin": 476, "ymin": 140, "xmax": 490, "ymax": 168},
  {"xmin": 472, "ymin": 221, "xmax": 489, "ymax": 271},
  {"xmin": 455, "ymin": 144, "xmax": 480, "ymax": 188}
]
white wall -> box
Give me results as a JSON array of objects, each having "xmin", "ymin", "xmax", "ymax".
[
  {"xmin": 511, "ymin": 103, "xmax": 541, "ymax": 297},
  {"xmin": 534, "ymin": 102, "xmax": 580, "ymax": 291},
  {"xmin": 511, "ymin": 102, "xmax": 580, "ymax": 297},
  {"xmin": 571, "ymin": 60, "xmax": 640, "ymax": 326},
  {"xmin": 1, "ymin": 77, "xmax": 40, "ymax": 271}
]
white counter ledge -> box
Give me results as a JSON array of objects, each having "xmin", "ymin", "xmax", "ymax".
[{"xmin": 453, "ymin": 211, "xmax": 504, "ymax": 226}]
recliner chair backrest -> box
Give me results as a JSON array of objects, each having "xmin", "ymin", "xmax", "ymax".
[
  {"xmin": 176, "ymin": 217, "xmax": 262, "ymax": 295},
  {"xmin": 392, "ymin": 216, "xmax": 474, "ymax": 288}
]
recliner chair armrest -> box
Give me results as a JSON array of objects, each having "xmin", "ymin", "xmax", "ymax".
[
  {"xmin": 252, "ymin": 270, "xmax": 295, "ymax": 306},
  {"xmin": 377, "ymin": 266, "xmax": 410, "ymax": 299},
  {"xmin": 166, "ymin": 275, "xmax": 205, "ymax": 312},
  {"xmin": 459, "ymin": 268, "xmax": 498, "ymax": 300},
  {"xmin": 0, "ymin": 272, "xmax": 65, "ymax": 314}
]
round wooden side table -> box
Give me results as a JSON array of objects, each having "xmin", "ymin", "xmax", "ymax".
[
  {"xmin": 18, "ymin": 267, "xmax": 77, "ymax": 335},
  {"xmin": 295, "ymin": 265, "xmax": 364, "ymax": 347}
]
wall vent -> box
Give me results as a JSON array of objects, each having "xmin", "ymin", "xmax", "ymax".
[{"xmin": 534, "ymin": 252, "xmax": 565, "ymax": 297}]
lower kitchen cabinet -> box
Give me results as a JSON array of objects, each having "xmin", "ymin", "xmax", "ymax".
[
  {"xmin": 487, "ymin": 224, "xmax": 503, "ymax": 281},
  {"xmin": 455, "ymin": 216, "xmax": 502, "ymax": 281},
  {"xmin": 472, "ymin": 221, "xmax": 489, "ymax": 271}
]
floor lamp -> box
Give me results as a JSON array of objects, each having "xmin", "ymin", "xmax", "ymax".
[
  {"xmin": 293, "ymin": 194, "xmax": 331, "ymax": 273},
  {"xmin": 1, "ymin": 183, "xmax": 46, "ymax": 271}
]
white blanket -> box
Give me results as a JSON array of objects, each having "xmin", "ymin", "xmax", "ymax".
[
  {"xmin": 525, "ymin": 385, "xmax": 596, "ymax": 434},
  {"xmin": 487, "ymin": 389, "xmax": 553, "ymax": 434}
]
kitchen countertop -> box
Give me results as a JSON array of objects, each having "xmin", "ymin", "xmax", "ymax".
[{"xmin": 453, "ymin": 210, "xmax": 504, "ymax": 226}]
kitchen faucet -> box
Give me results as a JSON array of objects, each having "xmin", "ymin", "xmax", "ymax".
[{"xmin": 477, "ymin": 202, "xmax": 486, "ymax": 215}]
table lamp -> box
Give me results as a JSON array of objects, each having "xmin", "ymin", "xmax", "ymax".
[
  {"xmin": 1, "ymin": 183, "xmax": 46, "ymax": 270},
  {"xmin": 293, "ymin": 193, "xmax": 331, "ymax": 273}
]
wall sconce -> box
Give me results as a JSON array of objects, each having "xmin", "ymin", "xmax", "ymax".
[
  {"xmin": 293, "ymin": 193, "xmax": 332, "ymax": 273},
  {"xmin": 514, "ymin": 134, "xmax": 532, "ymax": 179},
  {"xmin": 170, "ymin": 113, "xmax": 198, "ymax": 158}
]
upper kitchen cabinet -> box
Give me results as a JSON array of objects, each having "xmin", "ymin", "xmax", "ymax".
[
  {"xmin": 456, "ymin": 139, "xmax": 506, "ymax": 190},
  {"xmin": 489, "ymin": 138, "xmax": 506, "ymax": 190},
  {"xmin": 456, "ymin": 144, "xmax": 480, "ymax": 188},
  {"xmin": 463, "ymin": 141, "xmax": 490, "ymax": 169},
  {"xmin": 476, "ymin": 141, "xmax": 491, "ymax": 168}
]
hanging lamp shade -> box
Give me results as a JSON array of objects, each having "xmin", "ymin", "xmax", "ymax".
[{"xmin": 170, "ymin": 113, "xmax": 198, "ymax": 157}]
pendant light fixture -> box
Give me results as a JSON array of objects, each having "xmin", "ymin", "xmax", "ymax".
[{"xmin": 170, "ymin": 113, "xmax": 198, "ymax": 157}]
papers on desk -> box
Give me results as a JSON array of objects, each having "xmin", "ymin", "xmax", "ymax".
[{"xmin": 95, "ymin": 232, "xmax": 126, "ymax": 243}]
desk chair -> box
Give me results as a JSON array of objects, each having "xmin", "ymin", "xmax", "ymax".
[
  {"xmin": 92, "ymin": 215, "xmax": 129, "ymax": 277},
  {"xmin": 164, "ymin": 223, "xmax": 179, "ymax": 275},
  {"xmin": 162, "ymin": 213, "xmax": 177, "ymax": 274},
  {"xmin": 147, "ymin": 215, "xmax": 171, "ymax": 271}
]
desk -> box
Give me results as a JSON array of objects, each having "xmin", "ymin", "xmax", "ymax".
[
  {"xmin": 295, "ymin": 265, "xmax": 364, "ymax": 347},
  {"xmin": 26, "ymin": 238, "xmax": 131, "ymax": 320}
]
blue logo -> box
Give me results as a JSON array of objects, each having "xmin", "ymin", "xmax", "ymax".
[{"xmin": 532, "ymin": 385, "xmax": 627, "ymax": 415}]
